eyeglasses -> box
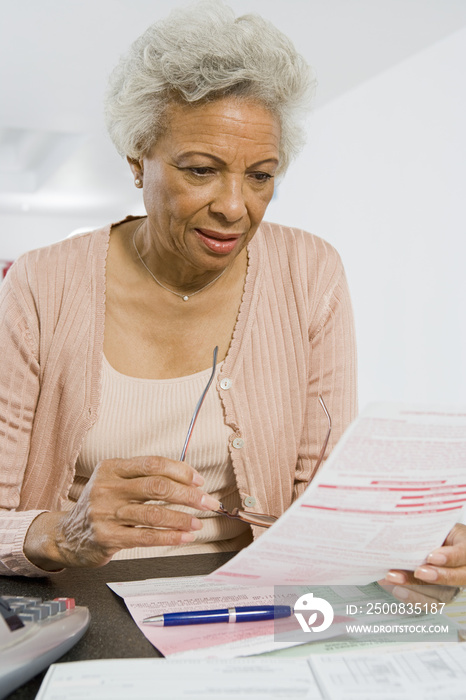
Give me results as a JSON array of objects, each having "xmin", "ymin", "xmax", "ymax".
[
  {"xmin": 181, "ymin": 346, "xmax": 332, "ymax": 529},
  {"xmin": 179, "ymin": 346, "xmax": 219, "ymax": 462}
]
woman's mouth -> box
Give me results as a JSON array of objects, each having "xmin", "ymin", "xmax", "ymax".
[{"xmin": 194, "ymin": 228, "xmax": 242, "ymax": 255}]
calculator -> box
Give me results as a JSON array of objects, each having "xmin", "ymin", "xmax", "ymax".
[{"xmin": 0, "ymin": 594, "xmax": 90, "ymax": 699}]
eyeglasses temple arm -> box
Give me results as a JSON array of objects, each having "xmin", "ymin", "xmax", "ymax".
[
  {"xmin": 312, "ymin": 394, "xmax": 332, "ymax": 477},
  {"xmin": 179, "ymin": 346, "xmax": 218, "ymax": 462}
]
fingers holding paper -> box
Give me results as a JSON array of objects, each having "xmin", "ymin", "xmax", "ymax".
[
  {"xmin": 380, "ymin": 522, "xmax": 466, "ymax": 604},
  {"xmin": 24, "ymin": 455, "xmax": 220, "ymax": 570}
]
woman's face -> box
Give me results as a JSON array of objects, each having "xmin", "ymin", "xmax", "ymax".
[{"xmin": 129, "ymin": 96, "xmax": 281, "ymax": 275}]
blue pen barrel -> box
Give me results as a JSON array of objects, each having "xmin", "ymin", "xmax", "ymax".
[
  {"xmin": 236, "ymin": 606, "xmax": 291, "ymax": 622},
  {"xmin": 161, "ymin": 605, "xmax": 292, "ymax": 626},
  {"xmin": 163, "ymin": 609, "xmax": 229, "ymax": 625}
]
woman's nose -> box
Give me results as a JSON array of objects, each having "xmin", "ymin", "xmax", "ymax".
[{"xmin": 209, "ymin": 177, "xmax": 247, "ymax": 222}]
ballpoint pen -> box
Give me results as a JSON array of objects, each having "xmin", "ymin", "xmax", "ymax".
[{"xmin": 142, "ymin": 605, "xmax": 292, "ymax": 626}]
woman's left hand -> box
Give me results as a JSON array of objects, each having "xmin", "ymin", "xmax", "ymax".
[{"xmin": 380, "ymin": 522, "xmax": 466, "ymax": 604}]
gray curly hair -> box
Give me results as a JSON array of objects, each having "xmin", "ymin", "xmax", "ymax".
[{"xmin": 104, "ymin": 1, "xmax": 315, "ymax": 174}]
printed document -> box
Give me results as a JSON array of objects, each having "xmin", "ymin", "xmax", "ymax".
[
  {"xmin": 107, "ymin": 577, "xmax": 461, "ymax": 658},
  {"xmin": 107, "ymin": 575, "xmax": 355, "ymax": 658},
  {"xmin": 36, "ymin": 645, "xmax": 466, "ymax": 700},
  {"xmin": 207, "ymin": 403, "xmax": 466, "ymax": 586}
]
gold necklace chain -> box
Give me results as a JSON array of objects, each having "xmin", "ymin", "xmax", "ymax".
[{"xmin": 132, "ymin": 221, "xmax": 229, "ymax": 301}]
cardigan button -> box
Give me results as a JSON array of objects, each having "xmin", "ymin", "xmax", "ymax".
[
  {"xmin": 220, "ymin": 378, "xmax": 232, "ymax": 390},
  {"xmin": 232, "ymin": 437, "xmax": 244, "ymax": 449},
  {"xmin": 244, "ymin": 496, "xmax": 256, "ymax": 507}
]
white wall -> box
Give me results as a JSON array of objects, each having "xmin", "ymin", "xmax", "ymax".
[{"xmin": 267, "ymin": 28, "xmax": 466, "ymax": 409}]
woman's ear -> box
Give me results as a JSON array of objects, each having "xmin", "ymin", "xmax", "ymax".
[{"xmin": 127, "ymin": 156, "xmax": 144, "ymax": 188}]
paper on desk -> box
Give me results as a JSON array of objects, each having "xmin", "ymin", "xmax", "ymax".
[
  {"xmin": 108, "ymin": 575, "xmax": 354, "ymax": 658},
  {"xmin": 36, "ymin": 645, "xmax": 466, "ymax": 700},
  {"xmin": 36, "ymin": 658, "xmax": 320, "ymax": 700},
  {"xmin": 309, "ymin": 644, "xmax": 466, "ymax": 700},
  {"xmin": 208, "ymin": 402, "xmax": 466, "ymax": 586},
  {"xmin": 109, "ymin": 576, "xmax": 452, "ymax": 659},
  {"xmin": 107, "ymin": 574, "xmax": 218, "ymax": 599}
]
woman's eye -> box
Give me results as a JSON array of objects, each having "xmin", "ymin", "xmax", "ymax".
[
  {"xmin": 188, "ymin": 167, "xmax": 214, "ymax": 176},
  {"xmin": 250, "ymin": 172, "xmax": 273, "ymax": 182}
]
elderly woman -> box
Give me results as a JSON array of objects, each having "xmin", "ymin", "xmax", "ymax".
[{"xmin": 0, "ymin": 3, "xmax": 464, "ymax": 598}]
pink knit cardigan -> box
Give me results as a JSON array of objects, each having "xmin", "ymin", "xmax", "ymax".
[{"xmin": 0, "ymin": 220, "xmax": 357, "ymax": 576}]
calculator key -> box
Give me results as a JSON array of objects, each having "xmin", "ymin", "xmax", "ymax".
[
  {"xmin": 26, "ymin": 606, "xmax": 48, "ymax": 620},
  {"xmin": 42, "ymin": 600, "xmax": 61, "ymax": 615},
  {"xmin": 0, "ymin": 597, "xmax": 13, "ymax": 612},
  {"xmin": 0, "ymin": 598, "xmax": 25, "ymax": 631},
  {"xmin": 54, "ymin": 597, "xmax": 75, "ymax": 610},
  {"xmin": 19, "ymin": 611, "xmax": 40, "ymax": 622},
  {"xmin": 2, "ymin": 597, "xmax": 29, "ymax": 605},
  {"xmin": 18, "ymin": 597, "xmax": 43, "ymax": 607},
  {"xmin": 36, "ymin": 605, "xmax": 53, "ymax": 619},
  {"xmin": 9, "ymin": 603, "xmax": 26, "ymax": 613}
]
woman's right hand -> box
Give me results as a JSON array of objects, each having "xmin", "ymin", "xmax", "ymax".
[{"xmin": 23, "ymin": 456, "xmax": 220, "ymax": 570}]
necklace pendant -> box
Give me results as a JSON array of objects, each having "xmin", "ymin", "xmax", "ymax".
[{"xmin": 132, "ymin": 223, "xmax": 229, "ymax": 302}]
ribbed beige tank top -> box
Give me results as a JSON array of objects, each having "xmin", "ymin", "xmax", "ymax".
[{"xmin": 69, "ymin": 356, "xmax": 252, "ymax": 559}]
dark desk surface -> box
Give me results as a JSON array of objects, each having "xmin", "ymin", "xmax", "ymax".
[{"xmin": 0, "ymin": 551, "xmax": 236, "ymax": 700}]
